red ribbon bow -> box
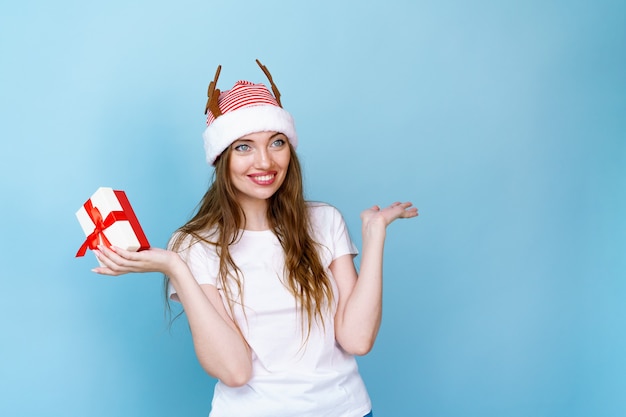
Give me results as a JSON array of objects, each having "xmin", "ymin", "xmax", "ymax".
[{"xmin": 76, "ymin": 200, "xmax": 128, "ymax": 257}]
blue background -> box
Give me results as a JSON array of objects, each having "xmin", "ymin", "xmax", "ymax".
[{"xmin": 1, "ymin": 1, "xmax": 625, "ymax": 416}]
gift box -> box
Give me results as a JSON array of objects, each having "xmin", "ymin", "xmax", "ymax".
[{"xmin": 76, "ymin": 187, "xmax": 150, "ymax": 265}]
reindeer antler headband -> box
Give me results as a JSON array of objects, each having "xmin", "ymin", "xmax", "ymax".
[
  {"xmin": 201, "ymin": 59, "xmax": 298, "ymax": 165},
  {"xmin": 204, "ymin": 59, "xmax": 283, "ymax": 118},
  {"xmin": 204, "ymin": 64, "xmax": 222, "ymax": 118}
]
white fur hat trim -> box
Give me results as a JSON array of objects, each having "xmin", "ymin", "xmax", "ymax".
[{"xmin": 203, "ymin": 104, "xmax": 297, "ymax": 165}]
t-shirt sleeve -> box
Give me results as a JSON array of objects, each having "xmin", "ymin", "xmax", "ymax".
[
  {"xmin": 311, "ymin": 204, "xmax": 358, "ymax": 264},
  {"xmin": 167, "ymin": 234, "xmax": 219, "ymax": 302},
  {"xmin": 330, "ymin": 206, "xmax": 359, "ymax": 260}
]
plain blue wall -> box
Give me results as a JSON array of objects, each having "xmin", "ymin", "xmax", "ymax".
[{"xmin": 1, "ymin": 1, "xmax": 625, "ymax": 416}]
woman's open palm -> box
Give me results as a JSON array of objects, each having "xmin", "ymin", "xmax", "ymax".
[{"xmin": 360, "ymin": 201, "xmax": 418, "ymax": 229}]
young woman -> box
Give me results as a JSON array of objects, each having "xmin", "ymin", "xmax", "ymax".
[{"xmin": 93, "ymin": 60, "xmax": 418, "ymax": 417}]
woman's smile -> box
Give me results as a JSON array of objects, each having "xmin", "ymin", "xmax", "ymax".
[{"xmin": 248, "ymin": 171, "xmax": 278, "ymax": 185}]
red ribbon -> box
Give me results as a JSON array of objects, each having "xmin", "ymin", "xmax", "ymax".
[{"xmin": 76, "ymin": 199, "xmax": 128, "ymax": 257}]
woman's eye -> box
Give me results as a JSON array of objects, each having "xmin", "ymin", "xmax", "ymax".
[
  {"xmin": 234, "ymin": 144, "xmax": 251, "ymax": 152},
  {"xmin": 271, "ymin": 138, "xmax": 286, "ymax": 147}
]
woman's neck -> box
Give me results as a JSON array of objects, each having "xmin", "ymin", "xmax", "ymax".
[{"xmin": 239, "ymin": 199, "xmax": 270, "ymax": 231}]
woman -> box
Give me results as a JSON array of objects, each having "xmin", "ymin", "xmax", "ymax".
[{"xmin": 93, "ymin": 60, "xmax": 418, "ymax": 417}]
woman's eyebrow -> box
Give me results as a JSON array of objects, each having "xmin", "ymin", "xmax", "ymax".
[{"xmin": 233, "ymin": 133, "xmax": 285, "ymax": 146}]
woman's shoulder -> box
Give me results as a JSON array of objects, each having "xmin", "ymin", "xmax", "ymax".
[
  {"xmin": 306, "ymin": 201, "xmax": 342, "ymax": 217},
  {"xmin": 167, "ymin": 229, "xmax": 221, "ymax": 278},
  {"xmin": 306, "ymin": 201, "xmax": 348, "ymax": 228},
  {"xmin": 168, "ymin": 228, "xmax": 219, "ymax": 254}
]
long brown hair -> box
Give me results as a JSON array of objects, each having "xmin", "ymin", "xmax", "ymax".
[{"xmin": 166, "ymin": 143, "xmax": 334, "ymax": 339}]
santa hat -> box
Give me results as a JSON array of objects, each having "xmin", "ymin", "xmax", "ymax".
[{"xmin": 202, "ymin": 60, "xmax": 298, "ymax": 165}]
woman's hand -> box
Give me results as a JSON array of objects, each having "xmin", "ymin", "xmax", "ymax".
[
  {"xmin": 360, "ymin": 201, "xmax": 418, "ymax": 231},
  {"xmin": 92, "ymin": 245, "xmax": 183, "ymax": 277}
]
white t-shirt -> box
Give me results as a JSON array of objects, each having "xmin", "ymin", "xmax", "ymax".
[{"xmin": 170, "ymin": 203, "xmax": 372, "ymax": 417}]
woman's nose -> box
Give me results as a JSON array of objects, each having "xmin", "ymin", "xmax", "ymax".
[{"xmin": 254, "ymin": 147, "xmax": 271, "ymax": 169}]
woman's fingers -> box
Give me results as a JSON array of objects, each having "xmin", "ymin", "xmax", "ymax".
[
  {"xmin": 394, "ymin": 202, "xmax": 418, "ymax": 216},
  {"xmin": 92, "ymin": 246, "xmax": 177, "ymax": 276},
  {"xmin": 93, "ymin": 245, "xmax": 142, "ymax": 275},
  {"xmin": 397, "ymin": 202, "xmax": 418, "ymax": 218},
  {"xmin": 92, "ymin": 254, "xmax": 124, "ymax": 276}
]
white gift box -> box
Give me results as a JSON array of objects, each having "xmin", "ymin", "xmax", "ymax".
[{"xmin": 76, "ymin": 187, "xmax": 150, "ymax": 266}]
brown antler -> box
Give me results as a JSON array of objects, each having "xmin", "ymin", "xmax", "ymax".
[
  {"xmin": 204, "ymin": 65, "xmax": 222, "ymax": 118},
  {"xmin": 256, "ymin": 59, "xmax": 283, "ymax": 108}
]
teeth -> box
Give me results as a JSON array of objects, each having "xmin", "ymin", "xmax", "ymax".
[{"xmin": 254, "ymin": 174, "xmax": 274, "ymax": 182}]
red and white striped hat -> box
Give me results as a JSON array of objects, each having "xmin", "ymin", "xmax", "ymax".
[{"xmin": 202, "ymin": 62, "xmax": 297, "ymax": 165}]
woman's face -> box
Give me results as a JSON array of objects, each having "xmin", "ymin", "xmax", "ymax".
[{"xmin": 228, "ymin": 131, "xmax": 291, "ymax": 208}]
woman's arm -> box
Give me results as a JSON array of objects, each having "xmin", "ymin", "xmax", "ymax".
[
  {"xmin": 332, "ymin": 202, "xmax": 418, "ymax": 356},
  {"xmin": 93, "ymin": 245, "xmax": 252, "ymax": 387}
]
